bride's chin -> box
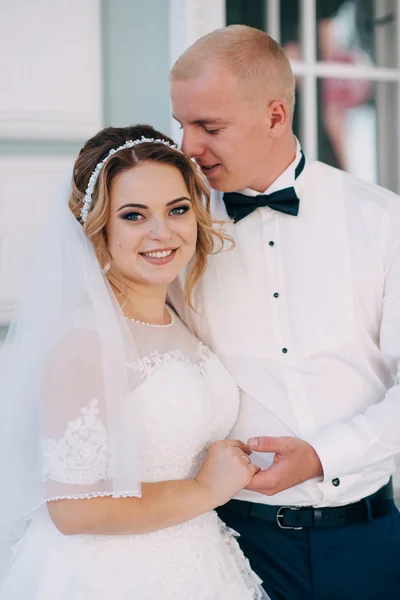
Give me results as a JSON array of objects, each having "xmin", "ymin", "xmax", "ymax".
[{"xmin": 140, "ymin": 270, "xmax": 181, "ymax": 287}]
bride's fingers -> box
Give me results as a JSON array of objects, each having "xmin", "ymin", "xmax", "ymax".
[
  {"xmin": 240, "ymin": 454, "xmax": 252, "ymax": 464},
  {"xmin": 239, "ymin": 456, "xmax": 260, "ymax": 477},
  {"xmin": 224, "ymin": 439, "xmax": 252, "ymax": 454},
  {"xmin": 241, "ymin": 456, "xmax": 261, "ymax": 474}
]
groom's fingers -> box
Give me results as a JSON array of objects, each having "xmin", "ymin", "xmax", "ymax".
[
  {"xmin": 245, "ymin": 437, "xmax": 323, "ymax": 495},
  {"xmin": 247, "ymin": 436, "xmax": 290, "ymax": 453}
]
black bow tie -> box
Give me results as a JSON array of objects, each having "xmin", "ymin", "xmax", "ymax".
[{"xmin": 223, "ymin": 151, "xmax": 305, "ymax": 223}]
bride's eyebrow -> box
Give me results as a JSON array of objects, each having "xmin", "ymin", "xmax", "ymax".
[{"xmin": 117, "ymin": 197, "xmax": 191, "ymax": 212}]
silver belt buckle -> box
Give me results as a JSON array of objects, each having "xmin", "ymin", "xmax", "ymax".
[{"xmin": 276, "ymin": 506, "xmax": 303, "ymax": 530}]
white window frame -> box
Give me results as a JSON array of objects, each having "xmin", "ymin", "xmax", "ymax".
[{"xmin": 266, "ymin": 0, "xmax": 400, "ymax": 192}]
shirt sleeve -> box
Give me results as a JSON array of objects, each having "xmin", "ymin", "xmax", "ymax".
[{"xmin": 306, "ymin": 200, "xmax": 400, "ymax": 488}]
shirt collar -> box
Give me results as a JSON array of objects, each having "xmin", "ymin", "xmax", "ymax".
[{"xmin": 238, "ymin": 138, "xmax": 303, "ymax": 198}]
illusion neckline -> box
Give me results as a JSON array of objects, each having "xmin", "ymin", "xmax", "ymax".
[{"xmin": 125, "ymin": 305, "xmax": 175, "ymax": 328}]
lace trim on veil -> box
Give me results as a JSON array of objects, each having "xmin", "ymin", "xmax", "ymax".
[
  {"xmin": 43, "ymin": 399, "xmax": 110, "ymax": 485},
  {"xmin": 43, "ymin": 344, "xmax": 219, "ymax": 488}
]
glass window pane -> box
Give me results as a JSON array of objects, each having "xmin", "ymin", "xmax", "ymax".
[
  {"xmin": 316, "ymin": 79, "xmax": 398, "ymax": 192},
  {"xmin": 226, "ymin": 0, "xmax": 265, "ymax": 29},
  {"xmin": 280, "ymin": 0, "xmax": 303, "ymax": 61},
  {"xmin": 316, "ymin": 0, "xmax": 399, "ymax": 68},
  {"xmin": 226, "ymin": 0, "xmax": 304, "ymax": 59}
]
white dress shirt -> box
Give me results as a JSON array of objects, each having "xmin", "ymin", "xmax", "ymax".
[{"xmin": 169, "ymin": 143, "xmax": 400, "ymax": 508}]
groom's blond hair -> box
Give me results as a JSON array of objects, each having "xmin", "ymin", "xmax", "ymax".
[{"xmin": 170, "ymin": 25, "xmax": 295, "ymax": 120}]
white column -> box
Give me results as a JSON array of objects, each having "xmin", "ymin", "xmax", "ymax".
[
  {"xmin": 300, "ymin": 0, "xmax": 318, "ymax": 160},
  {"xmin": 394, "ymin": 0, "xmax": 400, "ymax": 502},
  {"xmin": 265, "ymin": 0, "xmax": 280, "ymax": 43},
  {"xmin": 169, "ymin": 0, "xmax": 225, "ymax": 139},
  {"xmin": 396, "ymin": 0, "xmax": 400, "ymax": 194}
]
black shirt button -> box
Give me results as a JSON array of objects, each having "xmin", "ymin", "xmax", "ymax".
[
  {"xmin": 269, "ymin": 241, "xmax": 274, "ymax": 246},
  {"xmin": 273, "ymin": 292, "xmax": 279, "ymax": 298},
  {"xmin": 332, "ymin": 478, "xmax": 340, "ymax": 487},
  {"xmin": 282, "ymin": 348, "xmax": 288, "ymax": 354}
]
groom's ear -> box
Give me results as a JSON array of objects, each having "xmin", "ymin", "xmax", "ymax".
[{"xmin": 267, "ymin": 100, "xmax": 289, "ymax": 139}]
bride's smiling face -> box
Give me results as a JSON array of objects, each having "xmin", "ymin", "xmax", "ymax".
[{"xmin": 106, "ymin": 161, "xmax": 198, "ymax": 287}]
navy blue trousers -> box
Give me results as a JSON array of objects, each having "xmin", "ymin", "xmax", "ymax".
[{"xmin": 217, "ymin": 500, "xmax": 400, "ymax": 600}]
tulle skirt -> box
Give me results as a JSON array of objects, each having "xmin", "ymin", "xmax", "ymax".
[{"xmin": 0, "ymin": 509, "xmax": 269, "ymax": 600}]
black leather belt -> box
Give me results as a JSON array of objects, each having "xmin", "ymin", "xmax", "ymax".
[{"xmin": 234, "ymin": 479, "xmax": 393, "ymax": 530}]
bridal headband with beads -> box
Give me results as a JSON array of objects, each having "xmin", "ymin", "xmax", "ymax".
[{"xmin": 80, "ymin": 136, "xmax": 183, "ymax": 223}]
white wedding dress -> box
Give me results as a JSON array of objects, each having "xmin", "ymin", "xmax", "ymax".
[{"xmin": 0, "ymin": 308, "xmax": 267, "ymax": 600}]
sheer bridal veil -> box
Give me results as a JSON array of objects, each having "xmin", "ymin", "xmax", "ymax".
[{"xmin": 0, "ymin": 174, "xmax": 143, "ymax": 579}]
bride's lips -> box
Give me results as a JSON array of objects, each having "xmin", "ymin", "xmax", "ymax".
[{"xmin": 139, "ymin": 248, "xmax": 178, "ymax": 266}]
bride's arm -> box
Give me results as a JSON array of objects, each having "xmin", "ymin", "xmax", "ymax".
[
  {"xmin": 47, "ymin": 439, "xmax": 258, "ymax": 535},
  {"xmin": 48, "ymin": 479, "xmax": 207, "ymax": 535},
  {"xmin": 43, "ymin": 331, "xmax": 258, "ymax": 536}
]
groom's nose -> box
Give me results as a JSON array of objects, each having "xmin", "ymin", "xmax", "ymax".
[{"xmin": 181, "ymin": 128, "xmax": 205, "ymax": 159}]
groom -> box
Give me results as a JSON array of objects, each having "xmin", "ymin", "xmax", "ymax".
[{"xmin": 169, "ymin": 25, "xmax": 400, "ymax": 600}]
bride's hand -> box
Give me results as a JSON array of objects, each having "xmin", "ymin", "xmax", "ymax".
[{"xmin": 195, "ymin": 439, "xmax": 260, "ymax": 508}]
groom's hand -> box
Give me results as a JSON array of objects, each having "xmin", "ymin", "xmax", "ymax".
[{"xmin": 245, "ymin": 436, "xmax": 323, "ymax": 495}]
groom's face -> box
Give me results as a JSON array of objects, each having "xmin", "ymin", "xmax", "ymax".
[{"xmin": 171, "ymin": 64, "xmax": 272, "ymax": 193}]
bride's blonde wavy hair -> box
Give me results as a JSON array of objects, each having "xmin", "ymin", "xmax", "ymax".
[{"xmin": 69, "ymin": 124, "xmax": 232, "ymax": 308}]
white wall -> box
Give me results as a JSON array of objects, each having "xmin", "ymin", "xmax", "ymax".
[{"xmin": 0, "ymin": 0, "xmax": 102, "ymax": 325}]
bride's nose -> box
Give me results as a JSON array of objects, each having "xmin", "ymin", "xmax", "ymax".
[{"xmin": 148, "ymin": 216, "xmax": 173, "ymax": 242}]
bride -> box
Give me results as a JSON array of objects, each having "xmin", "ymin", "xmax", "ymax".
[{"xmin": 0, "ymin": 124, "xmax": 269, "ymax": 599}]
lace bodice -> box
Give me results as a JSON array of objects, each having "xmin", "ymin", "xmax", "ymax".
[{"xmin": 43, "ymin": 308, "xmax": 240, "ymax": 490}]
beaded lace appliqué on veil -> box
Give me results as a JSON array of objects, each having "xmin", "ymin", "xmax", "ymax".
[
  {"xmin": 42, "ymin": 344, "xmax": 217, "ymax": 486},
  {"xmin": 43, "ymin": 399, "xmax": 110, "ymax": 485}
]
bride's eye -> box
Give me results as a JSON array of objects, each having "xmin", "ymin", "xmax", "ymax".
[
  {"xmin": 122, "ymin": 212, "xmax": 144, "ymax": 222},
  {"xmin": 170, "ymin": 206, "xmax": 190, "ymax": 216}
]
